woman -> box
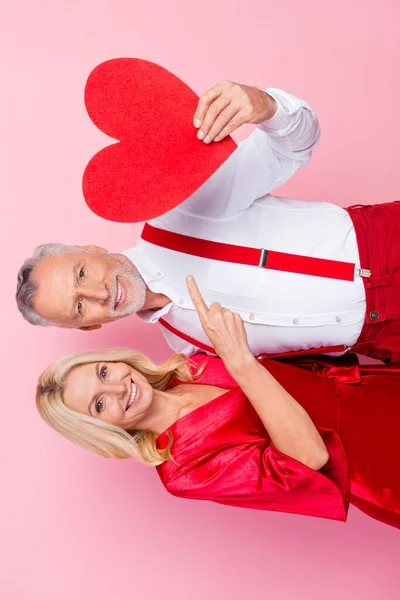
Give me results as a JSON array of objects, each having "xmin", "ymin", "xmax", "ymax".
[{"xmin": 37, "ymin": 277, "xmax": 400, "ymax": 529}]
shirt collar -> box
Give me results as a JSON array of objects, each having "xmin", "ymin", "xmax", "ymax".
[
  {"xmin": 122, "ymin": 241, "xmax": 164, "ymax": 285},
  {"xmin": 122, "ymin": 243, "xmax": 172, "ymax": 323},
  {"xmin": 137, "ymin": 303, "xmax": 174, "ymax": 323}
]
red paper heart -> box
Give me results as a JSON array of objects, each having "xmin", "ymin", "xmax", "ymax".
[{"xmin": 83, "ymin": 58, "xmax": 237, "ymax": 223}]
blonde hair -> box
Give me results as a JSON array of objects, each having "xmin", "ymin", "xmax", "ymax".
[{"xmin": 36, "ymin": 348, "xmax": 202, "ymax": 466}]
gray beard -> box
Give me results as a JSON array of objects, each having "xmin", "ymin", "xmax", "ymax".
[{"xmin": 118, "ymin": 268, "xmax": 147, "ymax": 317}]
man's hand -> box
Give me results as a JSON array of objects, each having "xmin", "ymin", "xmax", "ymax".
[{"xmin": 193, "ymin": 80, "xmax": 277, "ymax": 144}]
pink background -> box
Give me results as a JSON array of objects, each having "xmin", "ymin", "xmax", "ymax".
[{"xmin": 2, "ymin": 1, "xmax": 400, "ymax": 598}]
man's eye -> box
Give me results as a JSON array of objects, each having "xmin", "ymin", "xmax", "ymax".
[
  {"xmin": 79, "ymin": 267, "xmax": 85, "ymax": 279},
  {"xmin": 95, "ymin": 398, "xmax": 104, "ymax": 413},
  {"xmin": 100, "ymin": 366, "xmax": 108, "ymax": 381}
]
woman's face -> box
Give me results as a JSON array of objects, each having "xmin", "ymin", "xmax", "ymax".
[{"xmin": 63, "ymin": 361, "xmax": 154, "ymax": 429}]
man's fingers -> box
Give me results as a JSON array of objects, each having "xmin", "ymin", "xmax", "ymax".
[
  {"xmin": 200, "ymin": 105, "xmax": 241, "ymax": 143},
  {"xmin": 213, "ymin": 110, "xmax": 247, "ymax": 142},
  {"xmin": 186, "ymin": 275, "xmax": 209, "ymax": 321},
  {"xmin": 196, "ymin": 97, "xmax": 229, "ymax": 141},
  {"xmin": 193, "ymin": 86, "xmax": 223, "ymax": 129}
]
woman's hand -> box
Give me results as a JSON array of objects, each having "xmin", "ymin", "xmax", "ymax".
[
  {"xmin": 193, "ymin": 80, "xmax": 277, "ymax": 144},
  {"xmin": 186, "ymin": 275, "xmax": 254, "ymax": 373},
  {"xmin": 186, "ymin": 277, "xmax": 328, "ymax": 469}
]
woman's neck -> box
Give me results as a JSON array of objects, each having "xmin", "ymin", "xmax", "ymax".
[
  {"xmin": 134, "ymin": 387, "xmax": 191, "ymax": 436},
  {"xmin": 136, "ymin": 383, "xmax": 229, "ymax": 436}
]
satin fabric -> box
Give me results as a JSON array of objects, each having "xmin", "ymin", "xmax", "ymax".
[{"xmin": 156, "ymin": 354, "xmax": 400, "ymax": 528}]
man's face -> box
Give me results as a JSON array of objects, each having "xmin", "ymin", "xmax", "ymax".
[{"xmin": 31, "ymin": 247, "xmax": 147, "ymax": 329}]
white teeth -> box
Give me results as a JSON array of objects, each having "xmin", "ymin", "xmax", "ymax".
[
  {"xmin": 116, "ymin": 281, "xmax": 122, "ymax": 306},
  {"xmin": 126, "ymin": 380, "xmax": 137, "ymax": 410}
]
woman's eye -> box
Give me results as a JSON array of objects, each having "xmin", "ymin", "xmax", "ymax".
[
  {"xmin": 100, "ymin": 365, "xmax": 108, "ymax": 381},
  {"xmin": 95, "ymin": 398, "xmax": 104, "ymax": 413},
  {"xmin": 79, "ymin": 267, "xmax": 85, "ymax": 279},
  {"xmin": 77, "ymin": 300, "xmax": 84, "ymax": 315}
]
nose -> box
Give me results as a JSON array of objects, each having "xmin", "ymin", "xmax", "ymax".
[
  {"xmin": 80, "ymin": 283, "xmax": 109, "ymax": 303},
  {"xmin": 106, "ymin": 382, "xmax": 126, "ymax": 401},
  {"xmin": 104, "ymin": 384, "xmax": 127, "ymax": 423}
]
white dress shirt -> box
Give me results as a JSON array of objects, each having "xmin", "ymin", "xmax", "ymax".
[{"xmin": 123, "ymin": 88, "xmax": 366, "ymax": 356}]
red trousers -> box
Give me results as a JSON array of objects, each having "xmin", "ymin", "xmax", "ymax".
[{"xmin": 347, "ymin": 202, "xmax": 400, "ymax": 363}]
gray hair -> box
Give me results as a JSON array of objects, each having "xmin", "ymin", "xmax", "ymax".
[{"xmin": 16, "ymin": 243, "xmax": 85, "ymax": 326}]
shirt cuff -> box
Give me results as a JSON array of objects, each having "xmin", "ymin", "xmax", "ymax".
[{"xmin": 257, "ymin": 87, "xmax": 312, "ymax": 132}]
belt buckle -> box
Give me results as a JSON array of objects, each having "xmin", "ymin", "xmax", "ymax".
[
  {"xmin": 356, "ymin": 268, "xmax": 371, "ymax": 278},
  {"xmin": 258, "ymin": 248, "xmax": 268, "ymax": 268}
]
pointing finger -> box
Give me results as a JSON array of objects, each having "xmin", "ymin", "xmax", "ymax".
[{"xmin": 186, "ymin": 275, "xmax": 209, "ymax": 322}]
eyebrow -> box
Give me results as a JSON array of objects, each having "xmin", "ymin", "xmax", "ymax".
[{"xmin": 87, "ymin": 363, "xmax": 102, "ymax": 416}]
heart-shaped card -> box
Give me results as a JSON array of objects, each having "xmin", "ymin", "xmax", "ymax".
[{"xmin": 83, "ymin": 58, "xmax": 237, "ymax": 222}]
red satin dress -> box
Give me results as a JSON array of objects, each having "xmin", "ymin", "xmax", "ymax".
[{"xmin": 156, "ymin": 354, "xmax": 400, "ymax": 529}]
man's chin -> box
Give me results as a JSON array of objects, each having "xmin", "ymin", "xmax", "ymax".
[{"xmin": 108, "ymin": 307, "xmax": 138, "ymax": 321}]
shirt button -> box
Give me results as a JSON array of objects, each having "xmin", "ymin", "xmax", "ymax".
[
  {"xmin": 249, "ymin": 313, "xmax": 255, "ymax": 320},
  {"xmin": 370, "ymin": 310, "xmax": 379, "ymax": 321},
  {"xmin": 335, "ymin": 316, "xmax": 342, "ymax": 323},
  {"xmin": 292, "ymin": 318, "xmax": 299, "ymax": 325}
]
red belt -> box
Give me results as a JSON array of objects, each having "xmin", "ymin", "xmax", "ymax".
[
  {"xmin": 142, "ymin": 223, "xmax": 366, "ymax": 357},
  {"xmin": 142, "ymin": 223, "xmax": 361, "ymax": 281}
]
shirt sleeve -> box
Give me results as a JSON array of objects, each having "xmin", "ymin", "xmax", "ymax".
[
  {"xmin": 158, "ymin": 427, "xmax": 350, "ymax": 522},
  {"xmin": 171, "ymin": 88, "xmax": 321, "ymax": 220}
]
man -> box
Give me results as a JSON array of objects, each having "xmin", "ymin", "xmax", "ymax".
[{"xmin": 16, "ymin": 80, "xmax": 400, "ymax": 363}]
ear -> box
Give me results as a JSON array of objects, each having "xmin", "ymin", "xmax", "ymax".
[
  {"xmin": 79, "ymin": 324, "xmax": 103, "ymax": 331},
  {"xmin": 82, "ymin": 245, "xmax": 108, "ymax": 254}
]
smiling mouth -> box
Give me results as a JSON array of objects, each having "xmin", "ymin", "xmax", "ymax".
[
  {"xmin": 126, "ymin": 379, "xmax": 137, "ymax": 411},
  {"xmin": 115, "ymin": 279, "xmax": 122, "ymax": 309}
]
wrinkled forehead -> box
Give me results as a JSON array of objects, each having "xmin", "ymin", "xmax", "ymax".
[
  {"xmin": 32, "ymin": 251, "xmax": 89, "ymax": 281},
  {"xmin": 31, "ymin": 251, "xmax": 88, "ymax": 322}
]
